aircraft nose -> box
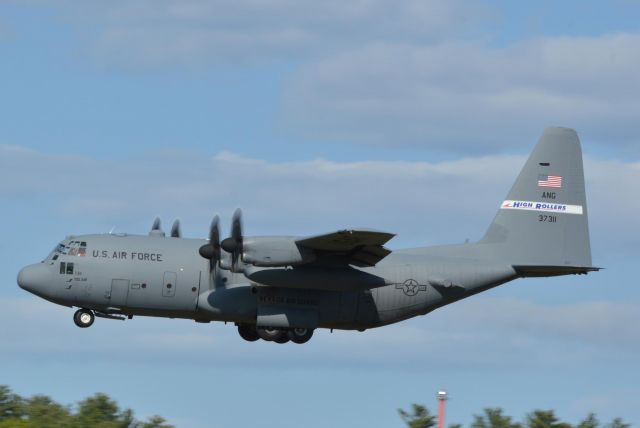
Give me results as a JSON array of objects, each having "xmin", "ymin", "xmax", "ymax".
[{"xmin": 17, "ymin": 263, "xmax": 50, "ymax": 295}]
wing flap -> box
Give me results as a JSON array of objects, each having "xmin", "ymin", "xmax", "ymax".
[
  {"xmin": 296, "ymin": 229, "xmax": 395, "ymax": 267},
  {"xmin": 297, "ymin": 229, "xmax": 395, "ymax": 251}
]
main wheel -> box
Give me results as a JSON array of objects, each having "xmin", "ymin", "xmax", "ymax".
[
  {"xmin": 73, "ymin": 309, "xmax": 95, "ymax": 328},
  {"xmin": 288, "ymin": 327, "xmax": 314, "ymax": 344},
  {"xmin": 237, "ymin": 324, "xmax": 259, "ymax": 342},
  {"xmin": 273, "ymin": 333, "xmax": 290, "ymax": 344},
  {"xmin": 257, "ymin": 326, "xmax": 288, "ymax": 342}
]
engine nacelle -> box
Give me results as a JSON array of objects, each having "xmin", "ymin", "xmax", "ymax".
[{"xmin": 241, "ymin": 236, "xmax": 316, "ymax": 267}]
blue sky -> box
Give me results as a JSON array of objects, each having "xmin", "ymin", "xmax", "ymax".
[{"xmin": 2, "ymin": 1, "xmax": 640, "ymax": 427}]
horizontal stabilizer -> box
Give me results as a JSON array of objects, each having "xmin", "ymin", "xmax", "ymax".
[{"xmin": 513, "ymin": 265, "xmax": 602, "ymax": 277}]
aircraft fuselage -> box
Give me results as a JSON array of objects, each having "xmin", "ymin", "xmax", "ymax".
[{"xmin": 18, "ymin": 233, "xmax": 517, "ymax": 331}]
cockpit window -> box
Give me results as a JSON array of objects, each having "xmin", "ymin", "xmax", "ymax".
[
  {"xmin": 51, "ymin": 241, "xmax": 87, "ymax": 258},
  {"xmin": 55, "ymin": 243, "xmax": 69, "ymax": 255}
]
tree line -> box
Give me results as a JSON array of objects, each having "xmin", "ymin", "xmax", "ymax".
[
  {"xmin": 399, "ymin": 404, "xmax": 631, "ymax": 428},
  {"xmin": 0, "ymin": 385, "xmax": 173, "ymax": 428},
  {"xmin": 2, "ymin": 386, "xmax": 633, "ymax": 428}
]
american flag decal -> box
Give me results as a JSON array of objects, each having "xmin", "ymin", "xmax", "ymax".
[{"xmin": 538, "ymin": 174, "xmax": 562, "ymax": 188}]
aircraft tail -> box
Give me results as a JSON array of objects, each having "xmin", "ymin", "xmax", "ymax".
[{"xmin": 479, "ymin": 127, "xmax": 597, "ymax": 276}]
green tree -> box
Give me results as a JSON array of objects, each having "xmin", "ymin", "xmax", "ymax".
[
  {"xmin": 605, "ymin": 418, "xmax": 630, "ymax": 428},
  {"xmin": 398, "ymin": 404, "xmax": 436, "ymax": 428},
  {"xmin": 0, "ymin": 386, "xmax": 24, "ymax": 421},
  {"xmin": 577, "ymin": 413, "xmax": 599, "ymax": 428},
  {"xmin": 449, "ymin": 424, "xmax": 463, "ymax": 428},
  {"xmin": 140, "ymin": 415, "xmax": 174, "ymax": 428},
  {"xmin": 119, "ymin": 408, "xmax": 136, "ymax": 428},
  {"xmin": 0, "ymin": 420, "xmax": 29, "ymax": 428},
  {"xmin": 23, "ymin": 395, "xmax": 72, "ymax": 428},
  {"xmin": 74, "ymin": 393, "xmax": 123, "ymax": 428},
  {"xmin": 472, "ymin": 408, "xmax": 521, "ymax": 428},
  {"xmin": 525, "ymin": 410, "xmax": 571, "ymax": 428}
]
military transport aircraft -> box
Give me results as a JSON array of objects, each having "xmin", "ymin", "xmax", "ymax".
[{"xmin": 18, "ymin": 127, "xmax": 598, "ymax": 344}]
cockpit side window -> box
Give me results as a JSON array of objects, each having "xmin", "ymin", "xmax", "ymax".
[{"xmin": 60, "ymin": 262, "xmax": 74, "ymax": 275}]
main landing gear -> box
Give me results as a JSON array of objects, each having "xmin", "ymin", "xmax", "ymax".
[
  {"xmin": 237, "ymin": 324, "xmax": 314, "ymax": 344},
  {"xmin": 73, "ymin": 309, "xmax": 95, "ymax": 328}
]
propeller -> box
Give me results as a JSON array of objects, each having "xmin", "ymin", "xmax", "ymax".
[
  {"xmin": 221, "ymin": 208, "xmax": 243, "ymax": 272},
  {"xmin": 149, "ymin": 217, "xmax": 165, "ymax": 237},
  {"xmin": 170, "ymin": 219, "xmax": 181, "ymax": 238},
  {"xmin": 198, "ymin": 215, "xmax": 221, "ymax": 271}
]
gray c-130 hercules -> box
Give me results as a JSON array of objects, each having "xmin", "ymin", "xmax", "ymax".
[{"xmin": 18, "ymin": 127, "xmax": 599, "ymax": 344}]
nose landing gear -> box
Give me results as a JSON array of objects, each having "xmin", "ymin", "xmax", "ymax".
[
  {"xmin": 73, "ymin": 309, "xmax": 95, "ymax": 328},
  {"xmin": 237, "ymin": 324, "xmax": 314, "ymax": 344}
]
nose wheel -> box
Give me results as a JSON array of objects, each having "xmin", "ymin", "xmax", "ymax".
[{"xmin": 73, "ymin": 309, "xmax": 95, "ymax": 328}]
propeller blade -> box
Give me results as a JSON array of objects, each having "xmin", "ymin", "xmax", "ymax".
[
  {"xmin": 221, "ymin": 208, "xmax": 243, "ymax": 252},
  {"xmin": 231, "ymin": 208, "xmax": 242, "ymax": 243},
  {"xmin": 151, "ymin": 217, "xmax": 161, "ymax": 231},
  {"xmin": 198, "ymin": 215, "xmax": 221, "ymax": 272},
  {"xmin": 149, "ymin": 217, "xmax": 165, "ymax": 237},
  {"xmin": 221, "ymin": 208, "xmax": 243, "ymax": 271},
  {"xmin": 209, "ymin": 215, "xmax": 221, "ymax": 271},
  {"xmin": 170, "ymin": 219, "xmax": 181, "ymax": 238}
]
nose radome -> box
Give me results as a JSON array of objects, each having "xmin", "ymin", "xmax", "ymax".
[
  {"xmin": 17, "ymin": 267, "xmax": 28, "ymax": 290},
  {"xmin": 17, "ymin": 263, "xmax": 50, "ymax": 295}
]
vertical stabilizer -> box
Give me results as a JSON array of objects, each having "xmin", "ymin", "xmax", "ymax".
[{"xmin": 479, "ymin": 127, "xmax": 594, "ymax": 270}]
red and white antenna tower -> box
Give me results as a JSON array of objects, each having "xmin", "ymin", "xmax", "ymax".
[{"xmin": 436, "ymin": 390, "xmax": 448, "ymax": 428}]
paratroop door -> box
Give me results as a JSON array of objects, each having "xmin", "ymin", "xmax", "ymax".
[
  {"xmin": 110, "ymin": 279, "xmax": 130, "ymax": 307},
  {"xmin": 163, "ymin": 271, "xmax": 177, "ymax": 297}
]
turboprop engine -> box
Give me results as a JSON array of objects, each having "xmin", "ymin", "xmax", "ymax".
[{"xmin": 240, "ymin": 237, "xmax": 316, "ymax": 267}]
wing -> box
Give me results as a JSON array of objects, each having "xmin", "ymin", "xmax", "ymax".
[{"xmin": 296, "ymin": 229, "xmax": 395, "ymax": 267}]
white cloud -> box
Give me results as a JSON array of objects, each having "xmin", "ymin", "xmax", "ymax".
[
  {"xmin": 0, "ymin": 145, "xmax": 638, "ymax": 252},
  {"xmin": 284, "ymin": 34, "xmax": 640, "ymax": 151},
  {"xmin": 55, "ymin": 0, "xmax": 482, "ymax": 67},
  {"xmin": 15, "ymin": 2, "xmax": 640, "ymax": 153}
]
